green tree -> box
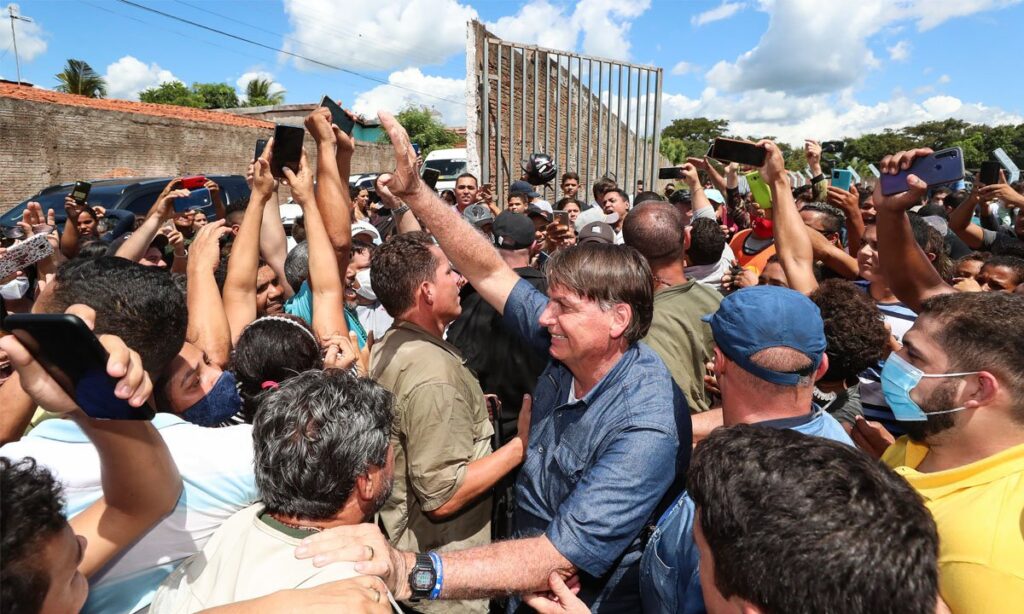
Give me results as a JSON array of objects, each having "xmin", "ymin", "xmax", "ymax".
[
  {"xmin": 244, "ymin": 78, "xmax": 285, "ymax": 107},
  {"xmin": 381, "ymin": 106, "xmax": 459, "ymax": 156},
  {"xmin": 659, "ymin": 136, "xmax": 689, "ymax": 164},
  {"xmin": 139, "ymin": 81, "xmax": 203, "ymax": 107},
  {"xmin": 54, "ymin": 59, "xmax": 107, "ymax": 98},
  {"xmin": 662, "ymin": 117, "xmax": 729, "ymax": 143},
  {"xmin": 193, "ymin": 83, "xmax": 240, "ymax": 109}
]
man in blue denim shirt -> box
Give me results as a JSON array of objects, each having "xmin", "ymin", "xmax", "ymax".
[{"xmin": 291, "ymin": 112, "xmax": 691, "ymax": 613}]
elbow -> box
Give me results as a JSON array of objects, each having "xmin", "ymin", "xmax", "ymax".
[{"xmin": 425, "ymin": 498, "xmax": 462, "ymax": 521}]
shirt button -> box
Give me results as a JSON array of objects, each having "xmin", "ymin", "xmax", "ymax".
[{"xmin": 537, "ymin": 445, "xmax": 544, "ymax": 454}]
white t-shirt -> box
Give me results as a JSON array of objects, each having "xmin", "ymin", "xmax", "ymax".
[{"xmin": 1, "ymin": 415, "xmax": 257, "ymax": 614}]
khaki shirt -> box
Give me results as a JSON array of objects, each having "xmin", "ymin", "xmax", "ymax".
[{"xmin": 371, "ymin": 321, "xmax": 492, "ymax": 614}]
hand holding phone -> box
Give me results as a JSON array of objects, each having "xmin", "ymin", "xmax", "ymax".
[
  {"xmin": 422, "ymin": 168, "xmax": 441, "ymax": 190},
  {"xmin": 831, "ymin": 169, "xmax": 854, "ymax": 192},
  {"xmin": 0, "ymin": 233, "xmax": 54, "ymax": 280},
  {"xmin": 707, "ymin": 138, "xmax": 767, "ymax": 167},
  {"xmin": 71, "ymin": 181, "xmax": 91, "ymax": 205},
  {"xmin": 319, "ymin": 96, "xmax": 355, "ymax": 136},
  {"xmin": 271, "ymin": 125, "xmax": 305, "ymax": 179},
  {"xmin": 878, "ymin": 147, "xmax": 964, "ymax": 196},
  {"xmin": 0, "ymin": 313, "xmax": 155, "ymax": 419},
  {"xmin": 979, "ymin": 161, "xmax": 1002, "ymax": 186}
]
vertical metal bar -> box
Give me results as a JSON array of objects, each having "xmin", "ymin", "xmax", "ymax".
[
  {"xmin": 544, "ymin": 52, "xmax": 551, "ymax": 200},
  {"xmin": 509, "ymin": 48, "xmax": 516, "ymax": 186},
  {"xmin": 595, "ymin": 61, "xmax": 603, "ymax": 197},
  {"xmin": 532, "ymin": 49, "xmax": 539, "ymax": 185},
  {"xmin": 496, "ymin": 44, "xmax": 504, "ymax": 207},
  {"xmin": 625, "ymin": 67, "xmax": 632, "ymax": 192},
  {"xmin": 633, "ymin": 69, "xmax": 643, "ymax": 198},
  {"xmin": 585, "ymin": 59, "xmax": 593, "ymax": 200},
  {"xmin": 575, "ymin": 57, "xmax": 582, "ymax": 185},
  {"xmin": 554, "ymin": 53, "xmax": 561, "ymax": 200},
  {"xmin": 481, "ymin": 41, "xmax": 490, "ymax": 187},
  {"xmin": 615, "ymin": 64, "xmax": 623, "ymax": 185},
  {"xmin": 644, "ymin": 68, "xmax": 654, "ymax": 188},
  {"xmin": 521, "ymin": 48, "xmax": 527, "ymax": 176},
  {"xmin": 605, "ymin": 64, "xmax": 612, "ymax": 183},
  {"xmin": 652, "ymin": 68, "xmax": 663, "ymax": 192},
  {"xmin": 564, "ymin": 57, "xmax": 571, "ymax": 186}
]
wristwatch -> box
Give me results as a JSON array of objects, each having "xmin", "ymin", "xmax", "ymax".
[
  {"xmin": 393, "ymin": 203, "xmax": 410, "ymax": 216},
  {"xmin": 408, "ymin": 553, "xmax": 437, "ymax": 602}
]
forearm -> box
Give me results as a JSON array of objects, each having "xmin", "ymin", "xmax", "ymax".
[
  {"xmin": 114, "ymin": 215, "xmax": 162, "ymax": 262},
  {"xmin": 60, "ymin": 222, "xmax": 80, "ymax": 258},
  {"xmin": 411, "ymin": 536, "xmax": 574, "ymax": 601},
  {"xmin": 811, "ymin": 177, "xmax": 828, "ymax": 203},
  {"xmin": 394, "ymin": 208, "xmax": 423, "ymax": 234},
  {"xmin": 704, "ymin": 163, "xmax": 728, "ymax": 193},
  {"xmin": 770, "ymin": 178, "xmax": 817, "ymax": 294},
  {"xmin": 843, "ymin": 208, "xmax": 864, "ymax": 258},
  {"xmin": 187, "ymin": 268, "xmax": 233, "ymax": 366},
  {"xmin": 811, "ymin": 235, "xmax": 860, "ymax": 279},
  {"xmin": 428, "ymin": 438, "xmax": 524, "ymax": 519},
  {"xmin": 223, "ymin": 192, "xmax": 270, "ymax": 338},
  {"xmin": 948, "ymin": 196, "xmax": 985, "ymax": 249},
  {"xmin": 259, "ymin": 198, "xmax": 293, "ymax": 298},
  {"xmin": 319, "ymin": 143, "xmax": 353, "ymax": 260},
  {"xmin": 876, "ymin": 209, "xmax": 954, "ymax": 312},
  {"xmin": 0, "ymin": 373, "xmax": 36, "ymax": 444},
  {"xmin": 691, "ymin": 408, "xmax": 723, "ymax": 444},
  {"xmin": 303, "ymin": 192, "xmax": 349, "ymax": 340},
  {"xmin": 690, "ymin": 186, "xmax": 713, "ymax": 216}
]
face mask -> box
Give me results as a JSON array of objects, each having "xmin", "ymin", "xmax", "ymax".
[
  {"xmin": 880, "ymin": 352, "xmax": 977, "ymax": 422},
  {"xmin": 0, "ymin": 276, "xmax": 29, "ymax": 300},
  {"xmin": 355, "ymin": 268, "xmax": 376, "ymax": 301},
  {"xmin": 181, "ymin": 370, "xmax": 243, "ymax": 426}
]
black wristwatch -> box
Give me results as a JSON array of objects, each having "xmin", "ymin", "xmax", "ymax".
[{"xmin": 408, "ymin": 553, "xmax": 437, "ymax": 602}]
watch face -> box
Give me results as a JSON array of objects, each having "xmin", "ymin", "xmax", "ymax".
[{"xmin": 413, "ymin": 569, "xmax": 434, "ymax": 588}]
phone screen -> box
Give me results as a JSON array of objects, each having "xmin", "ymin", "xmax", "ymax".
[
  {"xmin": 423, "ymin": 168, "xmax": 440, "ymax": 189},
  {"xmin": 553, "ymin": 211, "xmax": 570, "ymax": 227},
  {"xmin": 980, "ymin": 161, "xmax": 1001, "ymax": 185},
  {"xmin": 320, "ymin": 96, "xmax": 355, "ymax": 136},
  {"xmin": 71, "ymin": 181, "xmax": 91, "ymax": 204},
  {"xmin": 254, "ymin": 138, "xmax": 268, "ymax": 162},
  {"xmin": 658, "ymin": 167, "xmax": 685, "ymax": 180},
  {"xmin": 707, "ymin": 138, "xmax": 767, "ymax": 167},
  {"xmin": 175, "ymin": 187, "xmax": 211, "ymax": 213},
  {"xmin": 271, "ymin": 125, "xmax": 305, "ymax": 178},
  {"xmin": 2, "ymin": 314, "xmax": 154, "ymax": 420}
]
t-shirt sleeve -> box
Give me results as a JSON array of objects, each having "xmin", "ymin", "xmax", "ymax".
[
  {"xmin": 283, "ymin": 280, "xmax": 313, "ymax": 324},
  {"xmin": 691, "ymin": 206, "xmax": 717, "ymax": 222},
  {"xmin": 502, "ymin": 277, "xmax": 552, "ymax": 356},
  {"xmin": 401, "ymin": 383, "xmax": 486, "ymax": 512},
  {"xmin": 546, "ymin": 425, "xmax": 679, "ymax": 577},
  {"xmin": 981, "ymin": 228, "xmax": 998, "ymax": 249}
]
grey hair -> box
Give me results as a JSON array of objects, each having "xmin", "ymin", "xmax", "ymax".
[
  {"xmin": 284, "ymin": 241, "xmax": 310, "ymax": 292},
  {"xmin": 252, "ymin": 369, "xmax": 394, "ymax": 521}
]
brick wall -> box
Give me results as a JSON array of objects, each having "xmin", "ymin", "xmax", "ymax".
[{"xmin": 0, "ymin": 95, "xmax": 396, "ymax": 213}]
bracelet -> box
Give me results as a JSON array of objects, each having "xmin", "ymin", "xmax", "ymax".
[
  {"xmin": 810, "ymin": 173, "xmax": 825, "ymax": 184},
  {"xmin": 427, "ymin": 551, "xmax": 443, "ymax": 600},
  {"xmin": 394, "ymin": 204, "xmax": 410, "ymax": 216}
]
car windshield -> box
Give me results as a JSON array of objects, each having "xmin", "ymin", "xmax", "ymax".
[
  {"xmin": 1, "ymin": 185, "xmax": 127, "ymax": 226},
  {"xmin": 423, "ymin": 159, "xmax": 467, "ymax": 180}
]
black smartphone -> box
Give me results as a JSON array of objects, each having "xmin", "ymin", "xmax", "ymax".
[
  {"xmin": 271, "ymin": 125, "xmax": 305, "ymax": 179},
  {"xmin": 71, "ymin": 181, "xmax": 91, "ymax": 205},
  {"xmin": 422, "ymin": 168, "xmax": 441, "ymax": 190},
  {"xmin": 2, "ymin": 314, "xmax": 154, "ymax": 420},
  {"xmin": 821, "ymin": 141, "xmax": 845, "ymax": 154},
  {"xmin": 658, "ymin": 167, "xmax": 685, "ymax": 180},
  {"xmin": 979, "ymin": 160, "xmax": 1001, "ymax": 185},
  {"xmin": 320, "ymin": 96, "xmax": 355, "ymax": 136},
  {"xmin": 707, "ymin": 138, "xmax": 767, "ymax": 167},
  {"xmin": 254, "ymin": 138, "xmax": 268, "ymax": 162}
]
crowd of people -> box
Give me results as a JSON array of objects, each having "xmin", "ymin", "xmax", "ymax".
[{"xmin": 1, "ymin": 104, "xmax": 1022, "ymax": 614}]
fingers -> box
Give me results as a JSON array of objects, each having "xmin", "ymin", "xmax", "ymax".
[
  {"xmin": 522, "ymin": 394, "xmax": 532, "ymax": 413},
  {"xmin": 324, "ymin": 344, "xmax": 340, "ymax": 367},
  {"xmin": 547, "ymin": 572, "xmax": 577, "ymax": 601},
  {"xmin": 260, "ymin": 137, "xmax": 275, "ymax": 163}
]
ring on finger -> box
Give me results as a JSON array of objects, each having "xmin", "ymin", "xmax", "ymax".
[
  {"xmin": 366, "ymin": 544, "xmax": 375, "ymax": 560},
  {"xmin": 371, "ymin": 588, "xmax": 381, "ymax": 603}
]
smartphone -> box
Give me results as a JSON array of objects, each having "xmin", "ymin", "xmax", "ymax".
[
  {"xmin": 180, "ymin": 175, "xmax": 207, "ymax": 190},
  {"xmin": 271, "ymin": 124, "xmax": 305, "ymax": 179},
  {"xmin": 553, "ymin": 210, "xmax": 570, "ymax": 227},
  {"xmin": 831, "ymin": 169, "xmax": 853, "ymax": 192},
  {"xmin": 993, "ymin": 148, "xmax": 1020, "ymax": 183},
  {"xmin": 174, "ymin": 187, "xmax": 211, "ymax": 213},
  {"xmin": 254, "ymin": 138, "xmax": 268, "ymax": 162},
  {"xmin": 707, "ymin": 138, "xmax": 767, "ymax": 167},
  {"xmin": 412, "ymin": 143, "xmax": 422, "ymax": 156},
  {"xmin": 879, "ymin": 147, "xmax": 965, "ymax": 196},
  {"xmin": 658, "ymin": 167, "xmax": 685, "ymax": 180},
  {"xmin": 320, "ymin": 96, "xmax": 355, "ymax": 136},
  {"xmin": 422, "ymin": 168, "xmax": 441, "ymax": 190},
  {"xmin": 0, "ymin": 233, "xmax": 53, "ymax": 280},
  {"xmin": 71, "ymin": 181, "xmax": 91, "ymax": 205},
  {"xmin": 822, "ymin": 141, "xmax": 845, "ymax": 154},
  {"xmin": 744, "ymin": 171, "xmax": 773, "ymax": 209},
  {"xmin": 2, "ymin": 314, "xmax": 154, "ymax": 420},
  {"xmin": 979, "ymin": 161, "xmax": 1002, "ymax": 185}
]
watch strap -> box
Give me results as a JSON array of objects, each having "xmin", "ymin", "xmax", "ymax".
[{"xmin": 408, "ymin": 552, "xmax": 435, "ymax": 602}]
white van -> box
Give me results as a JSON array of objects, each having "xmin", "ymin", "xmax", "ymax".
[{"xmin": 422, "ymin": 148, "xmax": 467, "ymax": 192}]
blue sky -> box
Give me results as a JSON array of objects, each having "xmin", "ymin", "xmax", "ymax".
[{"xmin": 3, "ymin": 0, "xmax": 1022, "ymax": 144}]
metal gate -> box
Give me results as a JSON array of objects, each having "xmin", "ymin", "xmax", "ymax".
[{"xmin": 466, "ymin": 21, "xmax": 663, "ymax": 207}]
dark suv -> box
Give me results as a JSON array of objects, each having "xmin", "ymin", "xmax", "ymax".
[{"xmin": 0, "ymin": 175, "xmax": 251, "ymax": 230}]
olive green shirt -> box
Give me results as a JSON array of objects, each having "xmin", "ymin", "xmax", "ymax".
[
  {"xmin": 642, "ymin": 280, "xmax": 723, "ymax": 413},
  {"xmin": 370, "ymin": 320, "xmax": 492, "ymax": 614}
]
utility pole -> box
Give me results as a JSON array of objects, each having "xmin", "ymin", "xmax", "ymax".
[{"xmin": 8, "ymin": 5, "xmax": 32, "ymax": 85}]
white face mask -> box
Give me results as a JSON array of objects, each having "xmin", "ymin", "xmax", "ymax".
[
  {"xmin": 0, "ymin": 276, "xmax": 29, "ymax": 300},
  {"xmin": 355, "ymin": 268, "xmax": 376, "ymax": 301}
]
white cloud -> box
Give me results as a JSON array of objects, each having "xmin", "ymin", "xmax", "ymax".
[
  {"xmin": 236, "ymin": 70, "xmax": 285, "ymax": 102},
  {"xmin": 706, "ymin": 0, "xmax": 1021, "ymax": 96},
  {"xmin": 0, "ymin": 3, "xmax": 46, "ymax": 62},
  {"xmin": 573, "ymin": 0, "xmax": 650, "ymax": 60},
  {"xmin": 487, "ymin": 0, "xmax": 576, "ymax": 50},
  {"xmin": 691, "ymin": 2, "xmax": 745, "ymax": 27},
  {"xmin": 671, "ymin": 61, "xmax": 699, "ymax": 75},
  {"xmin": 104, "ymin": 56, "xmax": 179, "ymax": 100},
  {"xmin": 659, "ymin": 87, "xmax": 1024, "ymax": 146},
  {"xmin": 351, "ymin": 67, "xmax": 465, "ymax": 125},
  {"xmin": 281, "ymin": 0, "xmax": 478, "ymax": 72},
  {"xmin": 887, "ymin": 40, "xmax": 910, "ymax": 61},
  {"xmin": 937, "ymin": 74, "xmax": 951, "ymax": 84}
]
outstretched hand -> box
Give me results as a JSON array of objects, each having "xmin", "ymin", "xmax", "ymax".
[
  {"xmin": 377, "ymin": 111, "xmax": 426, "ymax": 201},
  {"xmin": 872, "ymin": 148, "xmax": 933, "ymax": 213}
]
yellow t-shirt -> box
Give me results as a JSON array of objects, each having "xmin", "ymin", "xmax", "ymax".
[{"xmin": 883, "ymin": 438, "xmax": 1024, "ymax": 614}]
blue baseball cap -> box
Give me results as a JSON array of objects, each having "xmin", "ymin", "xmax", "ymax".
[
  {"xmin": 702, "ymin": 286, "xmax": 826, "ymax": 386},
  {"xmin": 509, "ymin": 180, "xmax": 541, "ymax": 198}
]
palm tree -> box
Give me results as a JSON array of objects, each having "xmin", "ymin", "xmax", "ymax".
[
  {"xmin": 245, "ymin": 77, "xmax": 285, "ymax": 107},
  {"xmin": 54, "ymin": 59, "xmax": 107, "ymax": 98}
]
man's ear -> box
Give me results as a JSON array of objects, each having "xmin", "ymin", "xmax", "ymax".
[
  {"xmin": 814, "ymin": 353, "xmax": 830, "ymax": 382},
  {"xmin": 609, "ymin": 303, "xmax": 632, "ymax": 339},
  {"xmin": 684, "ymin": 226, "xmax": 692, "ymax": 253},
  {"xmin": 355, "ymin": 473, "xmax": 375, "ymax": 502}
]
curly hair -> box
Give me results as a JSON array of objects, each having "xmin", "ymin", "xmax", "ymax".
[
  {"xmin": 1, "ymin": 458, "xmax": 69, "ymax": 614},
  {"xmin": 810, "ymin": 279, "xmax": 890, "ymax": 383}
]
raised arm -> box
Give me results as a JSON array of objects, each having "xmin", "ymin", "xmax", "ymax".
[
  {"xmin": 680, "ymin": 163, "xmax": 713, "ymax": 220},
  {"xmin": 688, "ymin": 156, "xmax": 728, "ymax": 194},
  {"xmin": 376, "ymin": 178, "xmax": 423, "ymax": 234},
  {"xmin": 805, "ymin": 140, "xmax": 827, "ymax": 202},
  {"xmin": 223, "ymin": 144, "xmax": 276, "ymax": 343},
  {"xmin": 60, "ymin": 197, "xmax": 83, "ymax": 258},
  {"xmin": 759, "ymin": 140, "xmax": 817, "ymax": 294},
  {"xmin": 377, "ymin": 111, "xmax": 520, "ymax": 313},
  {"xmin": 947, "ymin": 187, "xmax": 985, "ymax": 249},
  {"xmin": 186, "ymin": 220, "xmax": 234, "ymax": 366},
  {"xmin": 826, "ymin": 184, "xmax": 865, "ymax": 258},
  {"xmin": 310, "ymin": 109, "xmax": 355, "ymax": 264},
  {"xmin": 114, "ymin": 181, "xmax": 183, "ymax": 263},
  {"xmin": 874, "ymin": 148, "xmax": 956, "ymax": 312}
]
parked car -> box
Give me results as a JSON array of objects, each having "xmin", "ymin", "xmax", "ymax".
[
  {"xmin": 422, "ymin": 148, "xmax": 467, "ymax": 192},
  {"xmin": 0, "ymin": 175, "xmax": 251, "ymax": 231},
  {"xmin": 349, "ymin": 173, "xmax": 379, "ymax": 191}
]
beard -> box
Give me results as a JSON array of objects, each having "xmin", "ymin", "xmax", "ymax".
[
  {"xmin": 371, "ymin": 471, "xmax": 395, "ymax": 514},
  {"xmin": 903, "ymin": 379, "xmax": 961, "ymax": 443}
]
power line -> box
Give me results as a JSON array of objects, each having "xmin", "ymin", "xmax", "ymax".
[{"xmin": 113, "ymin": 0, "xmax": 463, "ymax": 106}]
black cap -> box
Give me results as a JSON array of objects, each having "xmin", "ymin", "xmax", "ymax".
[
  {"xmin": 577, "ymin": 221, "xmax": 615, "ymax": 245},
  {"xmin": 492, "ymin": 212, "xmax": 535, "ymax": 250}
]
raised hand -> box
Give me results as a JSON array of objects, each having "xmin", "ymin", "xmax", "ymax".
[
  {"xmin": 377, "ymin": 111, "xmax": 426, "ymax": 201},
  {"xmin": 873, "ymin": 148, "xmax": 934, "ymax": 213},
  {"xmin": 805, "ymin": 139, "xmax": 822, "ymax": 173},
  {"xmin": 305, "ymin": 107, "xmax": 337, "ymax": 145},
  {"xmin": 188, "ymin": 219, "xmax": 230, "ymax": 273},
  {"xmin": 251, "ymin": 137, "xmax": 276, "ymax": 198},
  {"xmin": 282, "ymin": 150, "xmax": 316, "ymax": 205},
  {"xmin": 756, "ymin": 140, "xmax": 788, "ymax": 185}
]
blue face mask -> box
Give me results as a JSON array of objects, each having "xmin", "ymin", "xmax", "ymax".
[
  {"xmin": 181, "ymin": 370, "xmax": 243, "ymax": 426},
  {"xmin": 880, "ymin": 352, "xmax": 977, "ymax": 422}
]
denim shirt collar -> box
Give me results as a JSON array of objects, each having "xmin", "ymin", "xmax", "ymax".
[{"xmin": 549, "ymin": 344, "xmax": 642, "ymax": 410}]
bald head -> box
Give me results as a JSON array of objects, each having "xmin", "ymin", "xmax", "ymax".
[{"xmin": 622, "ymin": 201, "xmax": 685, "ymax": 266}]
